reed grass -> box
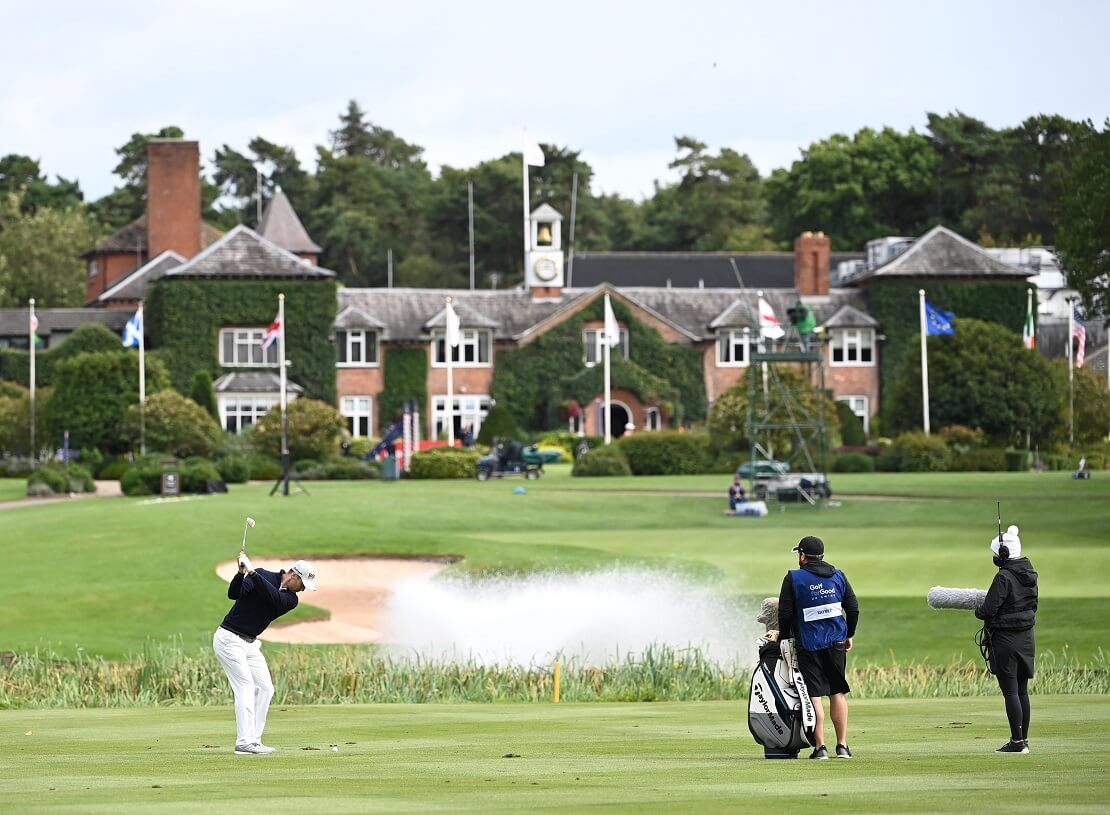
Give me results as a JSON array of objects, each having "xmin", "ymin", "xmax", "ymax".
[{"xmin": 2, "ymin": 642, "xmax": 1106, "ymax": 709}]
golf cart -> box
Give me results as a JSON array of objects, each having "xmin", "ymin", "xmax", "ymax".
[
  {"xmin": 476, "ymin": 439, "xmax": 555, "ymax": 481},
  {"xmin": 752, "ymin": 472, "xmax": 832, "ymax": 504}
]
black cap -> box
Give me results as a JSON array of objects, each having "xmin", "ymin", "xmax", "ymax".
[{"xmin": 792, "ymin": 535, "xmax": 825, "ymax": 558}]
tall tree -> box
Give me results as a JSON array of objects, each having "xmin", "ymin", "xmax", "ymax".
[
  {"xmin": 0, "ymin": 155, "xmax": 84, "ymax": 212},
  {"xmin": 212, "ymin": 137, "xmax": 312, "ymax": 227},
  {"xmin": 1056, "ymin": 120, "xmax": 1110, "ymax": 320},
  {"xmin": 0, "ymin": 192, "xmax": 99, "ymax": 308}
]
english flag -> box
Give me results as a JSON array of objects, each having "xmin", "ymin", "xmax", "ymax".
[{"xmin": 758, "ymin": 296, "xmax": 785, "ymax": 340}]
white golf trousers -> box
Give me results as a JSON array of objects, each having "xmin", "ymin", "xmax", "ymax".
[{"xmin": 213, "ymin": 627, "xmax": 275, "ymax": 747}]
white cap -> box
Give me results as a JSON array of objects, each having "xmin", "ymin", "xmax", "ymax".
[
  {"xmin": 291, "ymin": 560, "xmax": 317, "ymax": 591},
  {"xmin": 624, "ymin": 422, "xmax": 636, "ymax": 430},
  {"xmin": 990, "ymin": 525, "xmax": 1022, "ymax": 559}
]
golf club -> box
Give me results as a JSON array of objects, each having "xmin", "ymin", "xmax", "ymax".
[{"xmin": 241, "ymin": 516, "xmax": 256, "ymax": 554}]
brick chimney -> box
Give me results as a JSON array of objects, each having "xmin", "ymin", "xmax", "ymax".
[
  {"xmin": 146, "ymin": 140, "xmax": 201, "ymax": 259},
  {"xmin": 794, "ymin": 231, "xmax": 831, "ymax": 295}
]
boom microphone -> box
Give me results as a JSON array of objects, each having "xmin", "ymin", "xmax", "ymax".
[{"xmin": 927, "ymin": 586, "xmax": 987, "ymax": 611}]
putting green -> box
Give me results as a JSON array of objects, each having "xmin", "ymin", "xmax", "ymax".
[{"xmin": 2, "ymin": 698, "xmax": 1107, "ymax": 813}]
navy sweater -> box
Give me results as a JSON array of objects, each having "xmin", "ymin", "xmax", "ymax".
[{"xmin": 220, "ymin": 567, "xmax": 299, "ymax": 638}]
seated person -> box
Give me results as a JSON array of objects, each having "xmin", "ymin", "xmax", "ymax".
[
  {"xmin": 756, "ymin": 597, "xmax": 780, "ymax": 644},
  {"xmin": 729, "ymin": 476, "xmax": 747, "ymax": 510}
]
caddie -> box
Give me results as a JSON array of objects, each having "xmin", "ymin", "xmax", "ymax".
[
  {"xmin": 214, "ymin": 555, "xmax": 317, "ymax": 755},
  {"xmin": 778, "ymin": 535, "xmax": 859, "ymax": 759}
]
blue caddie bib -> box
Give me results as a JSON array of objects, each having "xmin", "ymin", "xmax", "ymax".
[{"xmin": 789, "ymin": 569, "xmax": 848, "ymax": 651}]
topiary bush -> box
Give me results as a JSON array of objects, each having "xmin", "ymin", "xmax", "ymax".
[
  {"xmin": 890, "ymin": 432, "xmax": 951, "ymax": 472},
  {"xmin": 836, "ymin": 401, "xmax": 867, "ymax": 446},
  {"xmin": 476, "ymin": 404, "xmax": 521, "ymax": 446},
  {"xmin": 407, "ymin": 447, "xmax": 480, "ymax": 479},
  {"xmin": 249, "ymin": 398, "xmax": 345, "ymax": 463},
  {"xmin": 833, "ymin": 452, "xmax": 875, "ymax": 472},
  {"xmin": 617, "ymin": 431, "xmax": 710, "ymax": 475},
  {"xmin": 123, "ymin": 390, "xmax": 224, "ymax": 459},
  {"xmin": 571, "ymin": 444, "xmax": 631, "ymax": 477}
]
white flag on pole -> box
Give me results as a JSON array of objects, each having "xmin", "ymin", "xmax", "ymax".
[
  {"xmin": 603, "ymin": 294, "xmax": 621, "ymax": 347},
  {"xmin": 758, "ymin": 295, "xmax": 785, "ymax": 340},
  {"xmin": 445, "ymin": 300, "xmax": 461, "ymax": 348},
  {"xmin": 524, "ymin": 138, "xmax": 545, "ymax": 167}
]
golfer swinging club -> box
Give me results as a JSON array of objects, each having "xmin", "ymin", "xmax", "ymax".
[
  {"xmin": 778, "ymin": 535, "xmax": 859, "ymax": 759},
  {"xmin": 214, "ymin": 544, "xmax": 317, "ymax": 755}
]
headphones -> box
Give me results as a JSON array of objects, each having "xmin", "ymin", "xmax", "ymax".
[{"xmin": 997, "ymin": 541, "xmax": 1010, "ymax": 561}]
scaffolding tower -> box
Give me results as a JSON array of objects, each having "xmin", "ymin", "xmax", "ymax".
[{"xmin": 745, "ymin": 326, "xmax": 831, "ymax": 506}]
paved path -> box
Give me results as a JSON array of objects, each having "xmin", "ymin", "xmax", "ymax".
[{"xmin": 0, "ymin": 480, "xmax": 122, "ymax": 511}]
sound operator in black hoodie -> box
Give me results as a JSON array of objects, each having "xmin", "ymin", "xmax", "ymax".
[{"xmin": 975, "ymin": 524, "xmax": 1038, "ymax": 754}]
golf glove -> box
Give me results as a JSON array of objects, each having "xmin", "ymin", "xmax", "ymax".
[{"xmin": 238, "ymin": 552, "xmax": 254, "ymax": 574}]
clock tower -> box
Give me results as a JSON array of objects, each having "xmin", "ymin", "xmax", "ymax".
[{"xmin": 526, "ymin": 203, "xmax": 564, "ymax": 298}]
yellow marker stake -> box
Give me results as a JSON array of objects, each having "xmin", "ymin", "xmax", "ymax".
[{"xmin": 553, "ymin": 660, "xmax": 561, "ymax": 704}]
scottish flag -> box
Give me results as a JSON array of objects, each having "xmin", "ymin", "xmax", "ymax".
[
  {"xmin": 924, "ymin": 301, "xmax": 955, "ymax": 336},
  {"xmin": 122, "ymin": 309, "xmax": 142, "ymax": 348}
]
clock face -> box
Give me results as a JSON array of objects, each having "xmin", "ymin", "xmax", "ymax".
[{"xmin": 534, "ymin": 257, "xmax": 558, "ymax": 282}]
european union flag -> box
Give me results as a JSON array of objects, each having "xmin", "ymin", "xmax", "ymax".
[{"xmin": 924, "ymin": 301, "xmax": 955, "ymax": 336}]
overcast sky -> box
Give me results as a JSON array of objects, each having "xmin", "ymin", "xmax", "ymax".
[{"xmin": 2, "ymin": 0, "xmax": 1107, "ymax": 202}]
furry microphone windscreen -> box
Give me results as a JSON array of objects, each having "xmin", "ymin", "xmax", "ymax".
[{"xmin": 927, "ymin": 587, "xmax": 988, "ymax": 610}]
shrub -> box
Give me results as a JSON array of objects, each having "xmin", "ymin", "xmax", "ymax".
[
  {"xmin": 476, "ymin": 405, "xmax": 520, "ymax": 447},
  {"xmin": 46, "ymin": 351, "xmax": 169, "ymax": 454},
  {"xmin": 836, "ymin": 402, "xmax": 867, "ymax": 446},
  {"xmin": 0, "ymin": 387, "xmax": 49, "ymax": 457},
  {"xmin": 190, "ymin": 369, "xmax": 218, "ymax": 419},
  {"xmin": 1004, "ymin": 449, "xmax": 1029, "ymax": 472},
  {"xmin": 939, "ymin": 425, "xmax": 985, "ymax": 454},
  {"xmin": 833, "ymin": 452, "xmax": 875, "ymax": 472},
  {"xmin": 300, "ymin": 459, "xmax": 382, "ymax": 480},
  {"xmin": 704, "ymin": 449, "xmax": 748, "ymax": 475},
  {"xmin": 97, "ymin": 457, "xmax": 131, "ymax": 481},
  {"xmin": 249, "ymin": 398, "xmax": 345, "ymax": 462},
  {"xmin": 348, "ymin": 437, "xmax": 378, "ymax": 458},
  {"xmin": 78, "ymin": 447, "xmax": 104, "ymax": 476},
  {"xmin": 120, "ymin": 462, "xmax": 163, "ymax": 496},
  {"xmin": 617, "ymin": 431, "xmax": 709, "ymax": 475},
  {"xmin": 572, "ymin": 445, "xmax": 631, "ymax": 477},
  {"xmin": 407, "ymin": 448, "xmax": 480, "ymax": 479},
  {"xmin": 26, "ymin": 462, "xmax": 94, "ymax": 495},
  {"xmin": 950, "ymin": 448, "xmax": 1007, "ymax": 472},
  {"xmin": 123, "ymin": 390, "xmax": 223, "ymax": 459},
  {"xmin": 890, "ymin": 432, "xmax": 951, "ymax": 472},
  {"xmin": 875, "ymin": 444, "xmax": 901, "ymax": 472},
  {"xmin": 180, "ymin": 457, "xmax": 222, "ymax": 493},
  {"xmin": 0, "ymin": 457, "xmax": 36, "ymax": 477},
  {"xmin": 243, "ymin": 454, "xmax": 282, "ymax": 481},
  {"xmin": 216, "ymin": 455, "xmax": 250, "ymax": 484}
]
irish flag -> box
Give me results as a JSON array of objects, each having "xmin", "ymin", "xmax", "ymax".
[{"xmin": 1022, "ymin": 289, "xmax": 1035, "ymax": 350}]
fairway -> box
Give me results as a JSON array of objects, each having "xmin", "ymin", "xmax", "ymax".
[
  {"xmin": 2, "ymin": 469, "xmax": 1107, "ymax": 664},
  {"xmin": 3, "ymin": 698, "xmax": 1108, "ymax": 813}
]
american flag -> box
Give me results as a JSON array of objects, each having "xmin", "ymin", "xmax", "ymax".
[{"xmin": 1073, "ymin": 307, "xmax": 1086, "ymax": 368}]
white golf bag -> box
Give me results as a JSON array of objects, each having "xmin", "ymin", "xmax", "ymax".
[{"xmin": 747, "ymin": 637, "xmax": 817, "ymax": 758}]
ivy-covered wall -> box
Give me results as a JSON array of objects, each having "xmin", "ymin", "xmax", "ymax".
[
  {"xmin": 147, "ymin": 279, "xmax": 338, "ymax": 402},
  {"xmin": 865, "ymin": 278, "xmax": 1030, "ymax": 418},
  {"xmin": 378, "ymin": 346, "xmax": 427, "ymax": 435},
  {"xmin": 491, "ymin": 297, "xmax": 706, "ymax": 432}
]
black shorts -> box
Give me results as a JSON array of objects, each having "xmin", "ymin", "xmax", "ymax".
[
  {"xmin": 797, "ymin": 642, "xmax": 850, "ymax": 697},
  {"xmin": 989, "ymin": 628, "xmax": 1035, "ymax": 680}
]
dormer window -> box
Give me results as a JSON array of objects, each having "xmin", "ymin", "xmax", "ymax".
[
  {"xmin": 583, "ymin": 327, "xmax": 628, "ymax": 366},
  {"xmin": 830, "ymin": 328, "xmax": 875, "ymax": 366},
  {"xmin": 432, "ymin": 329, "xmax": 492, "ymax": 366},
  {"xmin": 716, "ymin": 329, "xmax": 750, "ymax": 367},
  {"xmin": 336, "ymin": 329, "xmax": 379, "ymax": 366}
]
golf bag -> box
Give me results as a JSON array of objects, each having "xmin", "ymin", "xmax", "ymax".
[{"xmin": 747, "ymin": 637, "xmax": 817, "ymax": 759}]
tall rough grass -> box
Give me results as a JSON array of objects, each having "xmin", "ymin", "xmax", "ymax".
[{"xmin": 1, "ymin": 642, "xmax": 1106, "ymax": 709}]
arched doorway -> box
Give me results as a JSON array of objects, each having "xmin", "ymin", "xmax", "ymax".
[{"xmin": 608, "ymin": 401, "xmax": 631, "ymax": 437}]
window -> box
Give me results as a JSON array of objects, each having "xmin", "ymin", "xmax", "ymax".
[
  {"xmin": 219, "ymin": 396, "xmax": 278, "ymax": 433},
  {"xmin": 583, "ymin": 328, "xmax": 629, "ymax": 366},
  {"xmin": 219, "ymin": 328, "xmax": 279, "ymax": 367},
  {"xmin": 646, "ymin": 407, "xmax": 662, "ymax": 431},
  {"xmin": 432, "ymin": 395, "xmax": 491, "ymax": 439},
  {"xmin": 337, "ymin": 329, "xmax": 379, "ymax": 366},
  {"xmin": 341, "ymin": 396, "xmax": 373, "ymax": 437},
  {"xmin": 87, "ymin": 258, "xmax": 99, "ymax": 279},
  {"xmin": 716, "ymin": 329, "xmax": 750, "ymax": 367},
  {"xmin": 839, "ymin": 396, "xmax": 870, "ymax": 434},
  {"xmin": 432, "ymin": 329, "xmax": 491, "ymax": 366},
  {"xmin": 830, "ymin": 329, "xmax": 875, "ymax": 366}
]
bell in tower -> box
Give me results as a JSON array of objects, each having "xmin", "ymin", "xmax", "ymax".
[{"xmin": 526, "ymin": 203, "xmax": 565, "ymax": 297}]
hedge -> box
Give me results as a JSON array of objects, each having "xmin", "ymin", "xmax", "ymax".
[
  {"xmin": 571, "ymin": 445, "xmax": 631, "ymax": 477},
  {"xmin": 26, "ymin": 462, "xmax": 95, "ymax": 496},
  {"xmin": 833, "ymin": 452, "xmax": 875, "ymax": 472},
  {"xmin": 146, "ymin": 278, "xmax": 337, "ymax": 402},
  {"xmin": 0, "ymin": 323, "xmax": 124, "ymax": 388},
  {"xmin": 119, "ymin": 455, "xmax": 227, "ymax": 496},
  {"xmin": 407, "ymin": 447, "xmax": 479, "ymax": 479},
  {"xmin": 950, "ymin": 448, "xmax": 1008, "ymax": 471},
  {"xmin": 617, "ymin": 431, "xmax": 710, "ymax": 475}
]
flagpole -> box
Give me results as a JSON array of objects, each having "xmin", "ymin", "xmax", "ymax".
[
  {"xmin": 279, "ymin": 293, "xmax": 289, "ymax": 495},
  {"xmin": 1068, "ymin": 300, "xmax": 1074, "ymax": 444},
  {"xmin": 919, "ymin": 289, "xmax": 930, "ymax": 436},
  {"xmin": 522, "ymin": 133, "xmax": 530, "ymax": 281},
  {"xmin": 28, "ymin": 298, "xmax": 36, "ymax": 461},
  {"xmin": 138, "ymin": 300, "xmax": 146, "ymax": 455},
  {"xmin": 604, "ymin": 325, "xmax": 612, "ymax": 445},
  {"xmin": 446, "ymin": 296, "xmax": 455, "ymax": 447}
]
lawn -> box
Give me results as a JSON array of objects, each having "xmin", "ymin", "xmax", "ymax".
[
  {"xmin": 0, "ymin": 477, "xmax": 26, "ymax": 502},
  {"xmin": 2, "ymin": 468, "xmax": 1107, "ymax": 664},
  {"xmin": 2, "ymin": 698, "xmax": 1107, "ymax": 814}
]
